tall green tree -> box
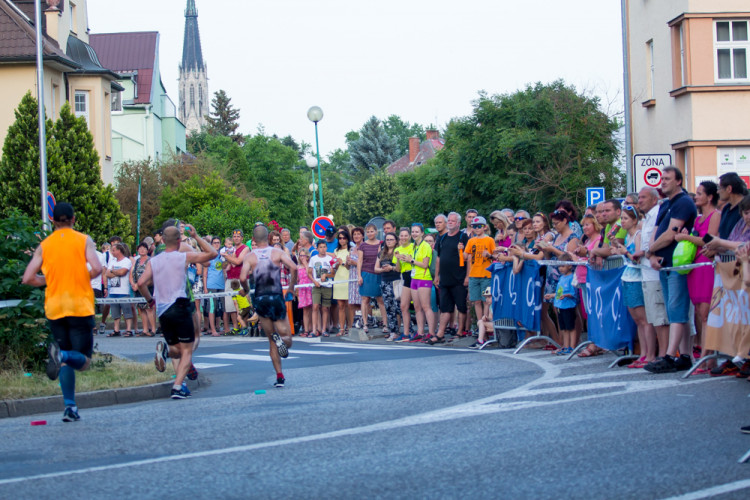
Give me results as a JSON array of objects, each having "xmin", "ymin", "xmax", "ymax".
[
  {"xmin": 397, "ymin": 81, "xmax": 622, "ymax": 219},
  {"xmin": 347, "ymin": 116, "xmax": 401, "ymax": 180},
  {"xmin": 0, "ymin": 93, "xmax": 131, "ymax": 245},
  {"xmin": 205, "ymin": 89, "xmax": 242, "ymax": 144},
  {"xmin": 114, "ymin": 159, "xmax": 162, "ymax": 238},
  {"xmin": 238, "ymin": 134, "xmax": 308, "ymax": 229}
]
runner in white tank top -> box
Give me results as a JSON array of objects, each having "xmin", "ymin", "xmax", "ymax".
[{"xmin": 138, "ymin": 225, "xmax": 217, "ymax": 399}]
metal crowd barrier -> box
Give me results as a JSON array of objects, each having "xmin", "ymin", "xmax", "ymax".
[{"xmin": 508, "ymin": 256, "xmax": 626, "ymax": 354}]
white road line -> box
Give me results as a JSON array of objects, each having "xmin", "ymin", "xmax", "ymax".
[
  {"xmin": 551, "ymin": 370, "xmax": 643, "ymax": 384},
  {"xmin": 196, "ymin": 354, "xmax": 299, "ymax": 362},
  {"xmin": 660, "ymin": 479, "xmax": 750, "ymax": 499},
  {"xmin": 252, "ymin": 349, "xmax": 350, "ymax": 356},
  {"xmin": 192, "ymin": 363, "xmax": 232, "ymax": 369},
  {"xmin": 315, "ymin": 343, "xmax": 452, "ymax": 351},
  {"xmin": 0, "ymin": 350, "xmax": 722, "ymax": 486}
]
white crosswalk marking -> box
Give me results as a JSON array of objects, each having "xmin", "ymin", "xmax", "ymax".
[
  {"xmin": 192, "ymin": 363, "xmax": 232, "ymax": 369},
  {"xmin": 252, "ymin": 349, "xmax": 350, "ymax": 356},
  {"xmin": 197, "ymin": 353, "xmax": 299, "ymax": 362}
]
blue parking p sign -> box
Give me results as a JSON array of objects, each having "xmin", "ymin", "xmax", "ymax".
[{"xmin": 586, "ymin": 187, "xmax": 605, "ymax": 208}]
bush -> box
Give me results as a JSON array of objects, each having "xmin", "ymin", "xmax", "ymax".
[{"xmin": 0, "ymin": 211, "xmax": 50, "ymax": 371}]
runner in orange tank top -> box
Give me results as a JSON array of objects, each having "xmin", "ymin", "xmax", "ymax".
[{"xmin": 22, "ymin": 203, "xmax": 102, "ymax": 422}]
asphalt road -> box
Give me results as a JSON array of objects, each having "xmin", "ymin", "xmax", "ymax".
[{"xmin": 1, "ymin": 335, "xmax": 750, "ymax": 499}]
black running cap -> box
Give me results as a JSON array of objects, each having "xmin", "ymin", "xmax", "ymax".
[{"xmin": 52, "ymin": 202, "xmax": 74, "ymax": 221}]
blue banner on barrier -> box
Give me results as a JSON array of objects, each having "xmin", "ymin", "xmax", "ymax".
[
  {"xmin": 490, "ymin": 261, "xmax": 542, "ymax": 332},
  {"xmin": 584, "ymin": 266, "xmax": 635, "ymax": 351}
]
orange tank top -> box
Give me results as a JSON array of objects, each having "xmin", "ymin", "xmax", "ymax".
[{"xmin": 40, "ymin": 228, "xmax": 94, "ymax": 319}]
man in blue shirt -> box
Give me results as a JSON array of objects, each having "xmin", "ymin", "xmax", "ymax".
[
  {"xmin": 204, "ymin": 237, "xmax": 226, "ymax": 336},
  {"xmin": 644, "ymin": 166, "xmax": 697, "ymax": 374}
]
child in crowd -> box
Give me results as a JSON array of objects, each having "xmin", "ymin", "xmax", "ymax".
[
  {"xmin": 470, "ymin": 287, "xmax": 494, "ymax": 349},
  {"xmin": 308, "ymin": 240, "xmax": 337, "ymax": 336},
  {"xmin": 545, "ymin": 254, "xmax": 577, "ymax": 355},
  {"xmin": 296, "ymin": 249, "xmax": 314, "ymax": 337},
  {"xmin": 230, "ymin": 279, "xmax": 257, "ymax": 336}
]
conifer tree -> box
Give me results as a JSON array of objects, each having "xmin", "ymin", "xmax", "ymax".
[
  {"xmin": 0, "ymin": 92, "xmax": 131, "ymax": 245},
  {"xmin": 205, "ymin": 89, "xmax": 242, "ymax": 144},
  {"xmin": 347, "ymin": 116, "xmax": 400, "ymax": 180}
]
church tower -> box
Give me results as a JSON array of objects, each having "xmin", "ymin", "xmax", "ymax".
[{"xmin": 178, "ymin": 0, "xmax": 208, "ymax": 134}]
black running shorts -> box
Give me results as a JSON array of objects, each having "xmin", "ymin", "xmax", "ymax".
[
  {"xmin": 254, "ymin": 294, "xmax": 286, "ymax": 322},
  {"xmin": 159, "ymin": 298, "xmax": 196, "ymax": 345},
  {"xmin": 48, "ymin": 316, "xmax": 95, "ymax": 357}
]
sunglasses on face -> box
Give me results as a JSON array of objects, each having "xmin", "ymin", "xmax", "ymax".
[
  {"xmin": 514, "ymin": 216, "xmax": 526, "ymax": 221},
  {"xmin": 471, "ymin": 224, "xmax": 484, "ymax": 228},
  {"xmin": 338, "ymin": 236, "xmax": 347, "ymax": 239}
]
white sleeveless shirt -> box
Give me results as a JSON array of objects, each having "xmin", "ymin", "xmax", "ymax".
[{"xmin": 149, "ymin": 251, "xmax": 188, "ymax": 317}]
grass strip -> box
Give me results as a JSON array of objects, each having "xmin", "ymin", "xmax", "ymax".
[{"xmin": 0, "ymin": 353, "xmax": 172, "ymax": 400}]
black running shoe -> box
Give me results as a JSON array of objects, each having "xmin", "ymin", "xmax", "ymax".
[
  {"xmin": 741, "ymin": 425, "xmax": 750, "ymax": 434},
  {"xmin": 154, "ymin": 340, "xmax": 168, "ymax": 372},
  {"xmin": 46, "ymin": 340, "xmax": 62, "ymax": 381},
  {"xmin": 187, "ymin": 363, "xmax": 198, "ymax": 381},
  {"xmin": 62, "ymin": 406, "xmax": 80, "ymax": 422},
  {"xmin": 644, "ymin": 356, "xmax": 677, "ymax": 374},
  {"xmin": 674, "ymin": 354, "xmax": 693, "ymax": 372},
  {"xmin": 274, "ymin": 376, "xmax": 285, "ymax": 388},
  {"xmin": 272, "ymin": 332, "xmax": 289, "ymax": 358},
  {"xmin": 170, "ymin": 387, "xmax": 190, "ymax": 399}
]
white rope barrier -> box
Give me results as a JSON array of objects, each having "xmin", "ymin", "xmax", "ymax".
[
  {"xmin": 1, "ymin": 279, "xmax": 359, "ymax": 307},
  {"xmin": 0, "ymin": 255, "xmax": 740, "ymax": 309}
]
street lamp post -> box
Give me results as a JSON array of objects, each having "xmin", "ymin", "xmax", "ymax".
[
  {"xmin": 306, "ymin": 156, "xmax": 318, "ymax": 219},
  {"xmin": 307, "ymin": 106, "xmax": 324, "ymax": 215}
]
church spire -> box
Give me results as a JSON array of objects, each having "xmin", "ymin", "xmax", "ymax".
[
  {"xmin": 179, "ymin": 0, "xmax": 209, "ymax": 134},
  {"xmin": 181, "ymin": 0, "xmax": 204, "ymax": 71}
]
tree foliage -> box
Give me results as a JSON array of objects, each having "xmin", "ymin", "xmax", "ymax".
[
  {"xmin": 0, "ymin": 211, "xmax": 50, "ymax": 371},
  {"xmin": 396, "ymin": 81, "xmax": 622, "ymax": 222},
  {"xmin": 205, "ymin": 89, "xmax": 242, "ymax": 144},
  {"xmin": 0, "ymin": 93, "xmax": 131, "ymax": 245},
  {"xmin": 383, "ymin": 115, "xmax": 426, "ymax": 156},
  {"xmin": 190, "ymin": 197, "xmax": 269, "ymax": 239},
  {"xmin": 347, "ymin": 116, "xmax": 401, "ymax": 180},
  {"xmin": 233, "ymin": 134, "xmax": 308, "ymax": 230},
  {"xmin": 342, "ymin": 172, "xmax": 400, "ymax": 226}
]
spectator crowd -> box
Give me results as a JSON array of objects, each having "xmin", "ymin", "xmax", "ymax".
[{"xmin": 88, "ymin": 168, "xmax": 750, "ymax": 380}]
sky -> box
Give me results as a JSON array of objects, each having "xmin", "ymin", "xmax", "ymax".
[{"xmin": 86, "ymin": 0, "xmax": 625, "ymax": 158}]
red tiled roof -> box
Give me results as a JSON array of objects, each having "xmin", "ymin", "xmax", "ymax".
[
  {"xmin": 387, "ymin": 138, "xmax": 445, "ymax": 175},
  {"xmin": 89, "ymin": 32, "xmax": 157, "ymax": 104},
  {"xmin": 0, "ymin": 0, "xmax": 75, "ymax": 65}
]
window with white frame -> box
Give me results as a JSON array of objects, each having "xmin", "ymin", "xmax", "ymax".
[
  {"xmin": 74, "ymin": 90, "xmax": 89, "ymax": 124},
  {"xmin": 679, "ymin": 24, "xmax": 686, "ymax": 86},
  {"xmin": 69, "ymin": 1, "xmax": 77, "ymax": 34},
  {"xmin": 715, "ymin": 20, "xmax": 749, "ymax": 82},
  {"xmin": 647, "ymin": 39, "xmax": 655, "ymax": 98},
  {"xmin": 111, "ymin": 90, "xmax": 122, "ymax": 112}
]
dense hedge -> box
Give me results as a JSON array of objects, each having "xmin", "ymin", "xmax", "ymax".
[{"xmin": 0, "ymin": 211, "xmax": 49, "ymax": 371}]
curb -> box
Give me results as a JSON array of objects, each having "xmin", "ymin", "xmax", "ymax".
[{"xmin": 0, "ymin": 376, "xmax": 206, "ymax": 419}]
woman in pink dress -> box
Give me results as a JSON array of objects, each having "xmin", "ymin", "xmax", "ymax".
[
  {"xmin": 295, "ymin": 249, "xmax": 314, "ymax": 336},
  {"xmin": 674, "ymin": 181, "xmax": 720, "ymax": 362}
]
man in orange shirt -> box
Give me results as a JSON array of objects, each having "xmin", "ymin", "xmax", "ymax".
[
  {"xmin": 22, "ymin": 203, "xmax": 102, "ymax": 422},
  {"xmin": 464, "ymin": 216, "xmax": 496, "ymax": 332}
]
